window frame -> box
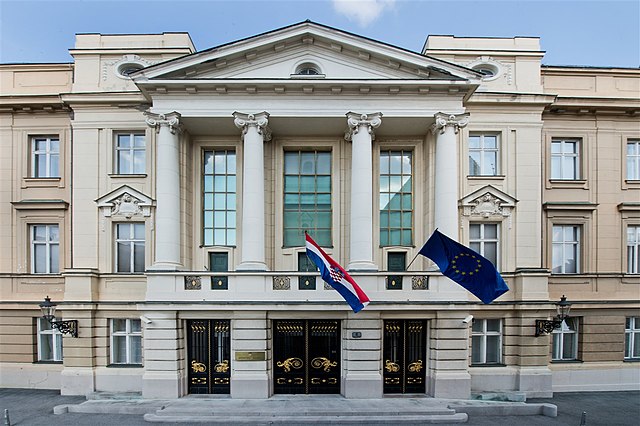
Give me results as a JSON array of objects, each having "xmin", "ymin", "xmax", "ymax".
[
  {"xmin": 114, "ymin": 222, "xmax": 145, "ymax": 274},
  {"xmin": 203, "ymin": 149, "xmax": 237, "ymax": 247},
  {"xmin": 625, "ymin": 317, "xmax": 640, "ymax": 360},
  {"xmin": 379, "ymin": 149, "xmax": 413, "ymax": 247},
  {"xmin": 114, "ymin": 132, "xmax": 146, "ymax": 175},
  {"xmin": 110, "ymin": 318, "xmax": 142, "ymax": 366},
  {"xmin": 627, "ymin": 139, "xmax": 640, "ymax": 181},
  {"xmin": 468, "ymin": 133, "xmax": 500, "ymax": 176},
  {"xmin": 30, "ymin": 224, "xmax": 60, "ymax": 274},
  {"xmin": 552, "ymin": 225, "xmax": 581, "ymax": 274},
  {"xmin": 628, "ymin": 225, "xmax": 640, "ymax": 274},
  {"xmin": 37, "ymin": 317, "xmax": 63, "ymax": 362},
  {"xmin": 31, "ymin": 136, "xmax": 60, "ymax": 178},
  {"xmin": 471, "ymin": 318, "xmax": 503, "ymax": 365},
  {"xmin": 469, "ymin": 223, "xmax": 499, "ymax": 270},
  {"xmin": 552, "ymin": 318, "xmax": 579, "ymax": 361},
  {"xmin": 550, "ymin": 138, "xmax": 581, "ymax": 180}
]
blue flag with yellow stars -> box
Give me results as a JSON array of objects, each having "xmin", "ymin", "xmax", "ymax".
[{"xmin": 419, "ymin": 229, "xmax": 509, "ymax": 304}]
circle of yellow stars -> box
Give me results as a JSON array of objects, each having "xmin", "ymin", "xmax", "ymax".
[{"xmin": 452, "ymin": 253, "xmax": 482, "ymax": 276}]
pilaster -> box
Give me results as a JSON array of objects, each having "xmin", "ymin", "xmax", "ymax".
[{"xmin": 230, "ymin": 313, "xmax": 270, "ymax": 398}]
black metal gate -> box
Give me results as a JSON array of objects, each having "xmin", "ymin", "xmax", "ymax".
[
  {"xmin": 187, "ymin": 319, "xmax": 231, "ymax": 394},
  {"xmin": 383, "ymin": 319, "xmax": 427, "ymax": 394},
  {"xmin": 273, "ymin": 320, "xmax": 340, "ymax": 394}
]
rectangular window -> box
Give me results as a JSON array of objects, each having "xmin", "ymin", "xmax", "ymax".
[
  {"xmin": 284, "ymin": 151, "xmax": 332, "ymax": 247},
  {"xmin": 387, "ymin": 252, "xmax": 406, "ymax": 272},
  {"xmin": 203, "ymin": 150, "xmax": 236, "ymax": 246},
  {"xmin": 115, "ymin": 133, "xmax": 146, "ymax": 174},
  {"xmin": 209, "ymin": 252, "xmax": 228, "ymax": 272},
  {"xmin": 470, "ymin": 223, "xmax": 499, "ymax": 268},
  {"xmin": 110, "ymin": 319, "xmax": 142, "ymax": 365},
  {"xmin": 298, "ymin": 252, "xmax": 317, "ymax": 272},
  {"xmin": 31, "ymin": 224, "xmax": 59, "ymax": 274},
  {"xmin": 31, "ymin": 136, "xmax": 60, "ymax": 178},
  {"xmin": 471, "ymin": 319, "xmax": 502, "ymax": 365},
  {"xmin": 115, "ymin": 223, "xmax": 145, "ymax": 273},
  {"xmin": 551, "ymin": 139, "xmax": 580, "ymax": 180},
  {"xmin": 37, "ymin": 318, "xmax": 63, "ymax": 362},
  {"xmin": 629, "ymin": 226, "xmax": 640, "ymax": 274},
  {"xmin": 627, "ymin": 140, "xmax": 640, "ymax": 181},
  {"xmin": 552, "ymin": 318, "xmax": 579, "ymax": 361},
  {"xmin": 379, "ymin": 150, "xmax": 412, "ymax": 246},
  {"xmin": 625, "ymin": 317, "xmax": 640, "ymax": 360},
  {"xmin": 552, "ymin": 225, "xmax": 580, "ymax": 274},
  {"xmin": 469, "ymin": 134, "xmax": 499, "ymax": 176}
]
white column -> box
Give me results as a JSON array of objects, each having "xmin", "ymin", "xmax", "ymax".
[
  {"xmin": 234, "ymin": 112, "xmax": 270, "ymax": 271},
  {"xmin": 145, "ymin": 112, "xmax": 182, "ymax": 270},
  {"xmin": 431, "ymin": 113, "xmax": 468, "ymax": 239},
  {"xmin": 345, "ymin": 112, "xmax": 381, "ymax": 271}
]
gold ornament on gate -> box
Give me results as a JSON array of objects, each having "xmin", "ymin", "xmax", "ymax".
[
  {"xmin": 277, "ymin": 357, "xmax": 303, "ymax": 372},
  {"xmin": 191, "ymin": 360, "xmax": 206, "ymax": 373},
  {"xmin": 385, "ymin": 359, "xmax": 400, "ymax": 372},
  {"xmin": 311, "ymin": 357, "xmax": 337, "ymax": 372},
  {"xmin": 408, "ymin": 360, "xmax": 423, "ymax": 373},
  {"xmin": 214, "ymin": 360, "xmax": 229, "ymax": 373}
]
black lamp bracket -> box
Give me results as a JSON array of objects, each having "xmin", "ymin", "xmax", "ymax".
[{"xmin": 50, "ymin": 319, "xmax": 78, "ymax": 337}]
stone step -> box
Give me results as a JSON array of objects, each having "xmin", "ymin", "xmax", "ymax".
[
  {"xmin": 153, "ymin": 407, "xmax": 458, "ymax": 417},
  {"xmin": 143, "ymin": 413, "xmax": 469, "ymax": 424}
]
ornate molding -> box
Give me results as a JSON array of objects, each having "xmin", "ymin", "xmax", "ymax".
[
  {"xmin": 184, "ymin": 276, "xmax": 202, "ymax": 290},
  {"xmin": 145, "ymin": 111, "xmax": 182, "ymax": 135},
  {"xmin": 233, "ymin": 111, "xmax": 272, "ymax": 141},
  {"xmin": 96, "ymin": 185, "xmax": 154, "ymax": 222},
  {"xmin": 431, "ymin": 113, "xmax": 469, "ymax": 135},
  {"xmin": 344, "ymin": 112, "xmax": 382, "ymax": 141},
  {"xmin": 411, "ymin": 276, "xmax": 429, "ymax": 290},
  {"xmin": 460, "ymin": 185, "xmax": 517, "ymax": 228},
  {"xmin": 103, "ymin": 54, "xmax": 157, "ymax": 82},
  {"xmin": 272, "ymin": 276, "xmax": 291, "ymax": 290}
]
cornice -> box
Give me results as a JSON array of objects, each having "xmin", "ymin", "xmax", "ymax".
[
  {"xmin": 466, "ymin": 91, "xmax": 556, "ymax": 106},
  {"xmin": 60, "ymin": 92, "xmax": 147, "ymax": 106}
]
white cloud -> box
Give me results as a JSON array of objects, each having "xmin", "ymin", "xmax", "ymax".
[{"xmin": 332, "ymin": 0, "xmax": 396, "ymax": 27}]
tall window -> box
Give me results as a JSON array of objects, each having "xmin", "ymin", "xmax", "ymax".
[
  {"xmin": 37, "ymin": 318, "xmax": 63, "ymax": 362},
  {"xmin": 115, "ymin": 223, "xmax": 145, "ymax": 273},
  {"xmin": 471, "ymin": 319, "xmax": 502, "ymax": 365},
  {"xmin": 111, "ymin": 319, "xmax": 142, "ymax": 365},
  {"xmin": 629, "ymin": 226, "xmax": 640, "ymax": 274},
  {"xmin": 31, "ymin": 137, "xmax": 59, "ymax": 178},
  {"xmin": 469, "ymin": 134, "xmax": 498, "ymax": 176},
  {"xmin": 284, "ymin": 151, "xmax": 331, "ymax": 247},
  {"xmin": 552, "ymin": 318, "xmax": 579, "ymax": 361},
  {"xmin": 203, "ymin": 150, "xmax": 236, "ymax": 246},
  {"xmin": 115, "ymin": 133, "xmax": 146, "ymax": 174},
  {"xmin": 627, "ymin": 140, "xmax": 640, "ymax": 181},
  {"xmin": 551, "ymin": 139, "xmax": 580, "ymax": 180},
  {"xmin": 469, "ymin": 223, "xmax": 499, "ymax": 268},
  {"xmin": 625, "ymin": 317, "xmax": 640, "ymax": 360},
  {"xmin": 31, "ymin": 224, "xmax": 59, "ymax": 274},
  {"xmin": 552, "ymin": 225, "xmax": 580, "ymax": 274},
  {"xmin": 379, "ymin": 150, "xmax": 412, "ymax": 246}
]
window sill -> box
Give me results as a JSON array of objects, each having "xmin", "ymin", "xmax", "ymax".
[
  {"xmin": 467, "ymin": 175, "xmax": 505, "ymax": 180},
  {"xmin": 107, "ymin": 364, "xmax": 143, "ymax": 368},
  {"xmin": 623, "ymin": 358, "xmax": 640, "ymax": 362},
  {"xmin": 551, "ymin": 359, "xmax": 582, "ymax": 364},
  {"xmin": 108, "ymin": 174, "xmax": 147, "ymax": 178},
  {"xmin": 548, "ymin": 179, "xmax": 587, "ymax": 189},
  {"xmin": 470, "ymin": 363, "xmax": 507, "ymax": 367},
  {"xmin": 34, "ymin": 360, "xmax": 63, "ymax": 364},
  {"xmin": 22, "ymin": 177, "xmax": 63, "ymax": 188}
]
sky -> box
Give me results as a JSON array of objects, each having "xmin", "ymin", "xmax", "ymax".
[{"xmin": 0, "ymin": 0, "xmax": 638, "ymax": 67}]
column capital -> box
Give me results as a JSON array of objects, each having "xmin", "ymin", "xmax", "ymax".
[
  {"xmin": 344, "ymin": 112, "xmax": 382, "ymax": 141},
  {"xmin": 145, "ymin": 111, "xmax": 182, "ymax": 134},
  {"xmin": 233, "ymin": 111, "xmax": 272, "ymax": 141},
  {"xmin": 431, "ymin": 112, "xmax": 469, "ymax": 135}
]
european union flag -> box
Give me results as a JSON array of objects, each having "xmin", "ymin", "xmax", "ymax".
[{"xmin": 419, "ymin": 229, "xmax": 509, "ymax": 304}]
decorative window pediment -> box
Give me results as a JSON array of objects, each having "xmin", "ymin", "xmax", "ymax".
[
  {"xmin": 96, "ymin": 185, "xmax": 154, "ymax": 219},
  {"xmin": 460, "ymin": 185, "xmax": 517, "ymax": 219}
]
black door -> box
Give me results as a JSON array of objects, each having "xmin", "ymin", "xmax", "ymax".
[
  {"xmin": 273, "ymin": 320, "xmax": 340, "ymax": 394},
  {"xmin": 187, "ymin": 319, "xmax": 231, "ymax": 394},
  {"xmin": 383, "ymin": 320, "xmax": 426, "ymax": 394}
]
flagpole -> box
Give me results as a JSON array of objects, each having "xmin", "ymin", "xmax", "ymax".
[{"xmin": 405, "ymin": 251, "xmax": 421, "ymax": 271}]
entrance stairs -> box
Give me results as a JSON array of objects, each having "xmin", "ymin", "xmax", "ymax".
[{"xmin": 55, "ymin": 393, "xmax": 556, "ymax": 424}]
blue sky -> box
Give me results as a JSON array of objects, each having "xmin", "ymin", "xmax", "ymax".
[{"xmin": 0, "ymin": 0, "xmax": 638, "ymax": 67}]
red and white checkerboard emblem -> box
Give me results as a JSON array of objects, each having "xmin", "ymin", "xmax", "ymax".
[{"xmin": 329, "ymin": 267, "xmax": 344, "ymax": 283}]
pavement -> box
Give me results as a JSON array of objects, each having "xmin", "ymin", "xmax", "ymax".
[{"xmin": 0, "ymin": 388, "xmax": 639, "ymax": 425}]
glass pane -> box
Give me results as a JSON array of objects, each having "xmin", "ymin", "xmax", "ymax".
[
  {"xmin": 484, "ymin": 135, "xmax": 497, "ymax": 149},
  {"xmin": 204, "ymin": 175, "xmax": 213, "ymax": 192},
  {"xmin": 483, "ymin": 152, "xmax": 497, "ymax": 175},
  {"xmin": 118, "ymin": 151, "xmax": 131, "ymax": 173},
  {"xmin": 214, "ymin": 194, "xmax": 226, "ymax": 210},
  {"xmin": 317, "ymin": 193, "xmax": 331, "ymax": 207},
  {"xmin": 379, "ymin": 193, "xmax": 390, "ymax": 210},
  {"xmin": 389, "ymin": 211, "xmax": 401, "ymax": 228},
  {"xmin": 485, "ymin": 224, "xmax": 497, "ymax": 239},
  {"xmin": 284, "ymin": 152, "xmax": 299, "ymax": 174},
  {"xmin": 133, "ymin": 151, "xmax": 145, "ymax": 174},
  {"xmin": 470, "ymin": 242, "xmax": 481, "ymax": 254},
  {"xmin": 227, "ymin": 153, "xmax": 236, "ymax": 174},
  {"xmin": 214, "ymin": 211, "xmax": 226, "ymax": 226},
  {"xmin": 50, "ymin": 155, "xmax": 59, "ymax": 177},
  {"xmin": 316, "ymin": 212, "xmax": 331, "ymax": 228},
  {"xmin": 33, "ymin": 225, "xmax": 46, "ymax": 241},
  {"xmin": 283, "ymin": 229, "xmax": 299, "ymax": 246},
  {"xmin": 469, "ymin": 152, "xmax": 481, "ymax": 176},
  {"xmin": 300, "ymin": 176, "xmax": 315, "ymax": 192},
  {"xmin": 134, "ymin": 134, "xmax": 145, "ymax": 147},
  {"xmin": 227, "ymin": 229, "xmax": 236, "ymax": 245},
  {"xmin": 552, "ymin": 334, "xmax": 561, "ymax": 359},
  {"xmin": 564, "ymin": 245, "xmax": 577, "ymax": 273},
  {"xmin": 402, "ymin": 212, "xmax": 412, "ymax": 228},
  {"xmin": 552, "ymin": 226, "xmax": 563, "ymax": 242},
  {"xmin": 551, "ymin": 157, "xmax": 561, "ymax": 179},
  {"xmin": 469, "ymin": 136, "xmax": 480, "ymax": 149},
  {"xmin": 203, "ymin": 230, "xmax": 213, "ymax": 246},
  {"xmin": 485, "ymin": 242, "xmax": 497, "ymax": 266},
  {"xmin": 552, "ymin": 244, "xmax": 563, "ymax": 273},
  {"xmin": 130, "ymin": 336, "xmax": 142, "ymax": 364},
  {"xmin": 40, "ymin": 334, "xmax": 53, "ymax": 361},
  {"xmin": 316, "ymin": 152, "xmax": 331, "ymax": 174},
  {"xmin": 402, "ymin": 153, "xmax": 412, "ymax": 175},
  {"xmin": 389, "ymin": 176, "xmax": 402, "ymax": 193},
  {"xmin": 214, "ymin": 229, "xmax": 225, "ymax": 245},
  {"xmin": 563, "ymin": 157, "xmax": 576, "ymax": 179},
  {"xmin": 35, "ymin": 139, "xmax": 48, "ymax": 151},
  {"xmin": 131, "ymin": 319, "xmax": 142, "ymax": 333},
  {"xmin": 227, "ymin": 212, "xmax": 236, "ymax": 228},
  {"xmin": 214, "ymin": 176, "xmax": 226, "ymax": 192},
  {"xmin": 551, "ymin": 142, "xmax": 561, "ymax": 153},
  {"xmin": 204, "ymin": 193, "xmax": 213, "ymax": 210},
  {"xmin": 227, "ymin": 176, "xmax": 236, "ymax": 192},
  {"xmin": 316, "ymin": 176, "xmax": 331, "ymax": 192},
  {"xmin": 34, "ymin": 244, "xmax": 46, "ymax": 273},
  {"xmin": 227, "ymin": 194, "xmax": 236, "ymax": 209},
  {"xmin": 401, "ymin": 194, "xmax": 412, "ymax": 210},
  {"xmin": 380, "ymin": 211, "xmax": 389, "ymax": 228},
  {"xmin": 471, "ymin": 336, "xmax": 482, "ymax": 363},
  {"xmin": 117, "ymin": 135, "xmax": 131, "ymax": 148},
  {"xmin": 390, "ymin": 154, "xmax": 402, "ymax": 174},
  {"xmin": 55, "ymin": 334, "xmax": 63, "ymax": 361},
  {"xmin": 472, "ymin": 319, "xmax": 483, "ymax": 333},
  {"xmin": 40, "ymin": 318, "xmax": 52, "ymax": 331},
  {"xmin": 214, "ymin": 153, "xmax": 226, "ymax": 174},
  {"xmin": 470, "ymin": 225, "xmax": 481, "ymax": 239},
  {"xmin": 401, "ymin": 230, "xmax": 411, "ymax": 245},
  {"xmin": 117, "ymin": 242, "xmax": 131, "ymax": 272},
  {"xmin": 284, "ymin": 175, "xmax": 299, "ymax": 192},
  {"xmin": 113, "ymin": 335, "xmax": 126, "ymax": 363},
  {"xmin": 389, "ymin": 229, "xmax": 401, "ymax": 246},
  {"xmin": 565, "ymin": 226, "xmax": 578, "ymax": 241},
  {"xmin": 50, "ymin": 244, "xmax": 59, "ymax": 274},
  {"xmin": 204, "ymin": 152, "xmax": 214, "ymax": 174},
  {"xmin": 113, "ymin": 319, "xmax": 127, "ymax": 332},
  {"xmin": 388, "ymin": 194, "xmax": 401, "ymax": 210},
  {"xmin": 300, "ymin": 152, "xmax": 315, "ymax": 174},
  {"xmin": 35, "ymin": 154, "xmax": 47, "ymax": 177},
  {"xmin": 379, "ymin": 231, "xmax": 388, "ymax": 246},
  {"xmin": 133, "ymin": 242, "xmax": 145, "ymax": 272},
  {"xmin": 486, "ymin": 319, "xmax": 501, "ymax": 332},
  {"xmin": 486, "ymin": 336, "xmax": 500, "ymax": 363},
  {"xmin": 133, "ymin": 223, "xmax": 144, "ymax": 239},
  {"xmin": 562, "ymin": 333, "xmax": 576, "ymax": 359},
  {"xmin": 380, "ymin": 153, "xmax": 389, "ymax": 175},
  {"xmin": 634, "ymin": 334, "xmax": 640, "ymax": 358},
  {"xmin": 315, "ymin": 229, "xmax": 331, "ymax": 246}
]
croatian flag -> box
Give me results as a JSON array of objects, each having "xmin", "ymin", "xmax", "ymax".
[{"xmin": 305, "ymin": 233, "xmax": 370, "ymax": 313}]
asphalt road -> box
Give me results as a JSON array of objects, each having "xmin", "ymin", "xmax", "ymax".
[{"xmin": 1, "ymin": 388, "xmax": 638, "ymax": 425}]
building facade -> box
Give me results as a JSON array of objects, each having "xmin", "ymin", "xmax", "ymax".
[{"xmin": 1, "ymin": 22, "xmax": 638, "ymax": 399}]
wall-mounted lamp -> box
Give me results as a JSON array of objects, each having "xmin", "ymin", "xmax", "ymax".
[
  {"xmin": 535, "ymin": 295, "xmax": 572, "ymax": 337},
  {"xmin": 39, "ymin": 296, "xmax": 78, "ymax": 337}
]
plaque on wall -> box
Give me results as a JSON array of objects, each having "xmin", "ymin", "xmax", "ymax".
[{"xmin": 235, "ymin": 351, "xmax": 266, "ymax": 361}]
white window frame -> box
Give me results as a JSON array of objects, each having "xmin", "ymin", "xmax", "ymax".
[
  {"xmin": 469, "ymin": 133, "xmax": 499, "ymax": 176},
  {"xmin": 114, "ymin": 132, "xmax": 146, "ymax": 174},
  {"xmin": 627, "ymin": 139, "xmax": 640, "ymax": 181},
  {"xmin": 37, "ymin": 317, "xmax": 63, "ymax": 362},
  {"xmin": 31, "ymin": 136, "xmax": 60, "ymax": 178},
  {"xmin": 552, "ymin": 225, "xmax": 580, "ymax": 274},
  {"xmin": 551, "ymin": 138, "xmax": 580, "ymax": 180},
  {"xmin": 625, "ymin": 317, "xmax": 640, "ymax": 360},
  {"xmin": 471, "ymin": 319, "xmax": 502, "ymax": 365},
  {"xmin": 30, "ymin": 224, "xmax": 59, "ymax": 274},
  {"xmin": 469, "ymin": 223, "xmax": 499, "ymax": 269},
  {"xmin": 552, "ymin": 318, "xmax": 579, "ymax": 361},
  {"xmin": 110, "ymin": 319, "xmax": 142, "ymax": 365},
  {"xmin": 114, "ymin": 223, "xmax": 145, "ymax": 273},
  {"xmin": 628, "ymin": 226, "xmax": 640, "ymax": 274}
]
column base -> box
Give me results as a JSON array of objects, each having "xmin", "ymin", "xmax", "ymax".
[
  {"xmin": 236, "ymin": 261, "xmax": 268, "ymax": 272},
  {"xmin": 231, "ymin": 373, "xmax": 270, "ymax": 398},
  {"xmin": 147, "ymin": 262, "xmax": 184, "ymax": 272},
  {"xmin": 429, "ymin": 371, "xmax": 471, "ymax": 399},
  {"xmin": 343, "ymin": 372, "xmax": 383, "ymax": 398},
  {"xmin": 347, "ymin": 261, "xmax": 378, "ymax": 272}
]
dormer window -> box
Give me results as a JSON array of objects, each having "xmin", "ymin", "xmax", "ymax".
[
  {"xmin": 297, "ymin": 66, "xmax": 320, "ymax": 75},
  {"xmin": 292, "ymin": 62, "xmax": 324, "ymax": 78}
]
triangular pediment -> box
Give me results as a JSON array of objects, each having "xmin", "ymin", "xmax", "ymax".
[
  {"xmin": 134, "ymin": 21, "xmax": 481, "ymax": 83},
  {"xmin": 96, "ymin": 185, "xmax": 154, "ymax": 218},
  {"xmin": 460, "ymin": 185, "xmax": 517, "ymax": 218}
]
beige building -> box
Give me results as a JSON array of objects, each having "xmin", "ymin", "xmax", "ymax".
[{"xmin": 1, "ymin": 22, "xmax": 638, "ymax": 399}]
